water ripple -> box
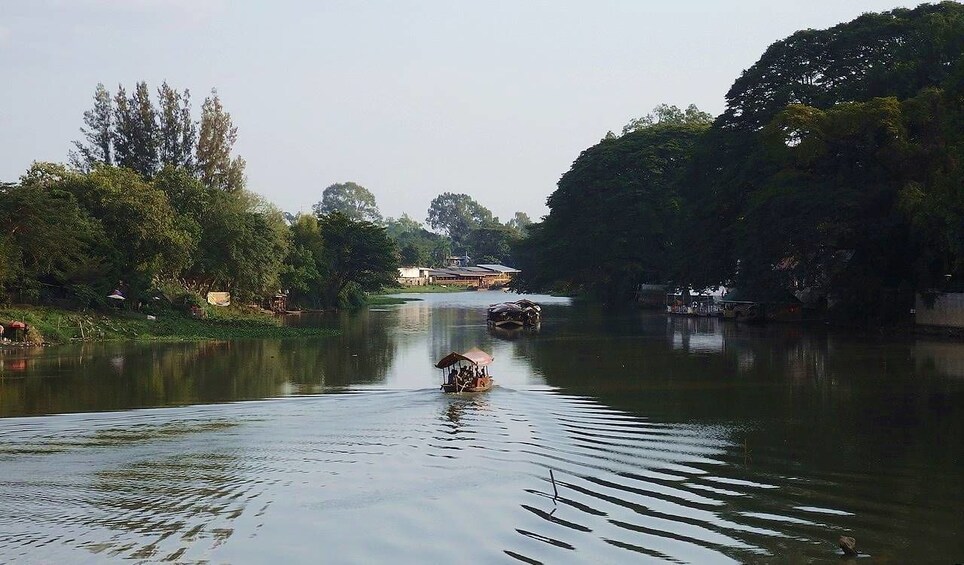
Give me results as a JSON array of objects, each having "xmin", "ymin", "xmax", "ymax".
[{"xmin": 0, "ymin": 388, "xmax": 943, "ymax": 562}]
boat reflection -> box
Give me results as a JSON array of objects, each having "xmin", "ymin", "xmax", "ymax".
[{"xmin": 488, "ymin": 323, "xmax": 540, "ymax": 341}]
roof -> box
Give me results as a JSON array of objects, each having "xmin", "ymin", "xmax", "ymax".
[
  {"xmin": 428, "ymin": 268, "xmax": 499, "ymax": 278},
  {"xmin": 477, "ymin": 264, "xmax": 521, "ymax": 274},
  {"xmin": 435, "ymin": 347, "xmax": 494, "ymax": 368}
]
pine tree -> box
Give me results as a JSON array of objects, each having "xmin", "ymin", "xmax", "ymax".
[
  {"xmin": 157, "ymin": 81, "xmax": 197, "ymax": 170},
  {"xmin": 113, "ymin": 81, "xmax": 159, "ymax": 178},
  {"xmin": 70, "ymin": 83, "xmax": 113, "ymax": 171},
  {"xmin": 196, "ymin": 89, "xmax": 245, "ymax": 191}
]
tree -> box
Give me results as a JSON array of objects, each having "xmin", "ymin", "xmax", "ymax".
[
  {"xmin": 113, "ymin": 82, "xmax": 159, "ymax": 178},
  {"xmin": 282, "ymin": 214, "xmax": 324, "ymax": 305},
  {"xmin": 734, "ymin": 90, "xmax": 964, "ymax": 321},
  {"xmin": 385, "ymin": 214, "xmax": 447, "ymax": 267},
  {"xmin": 383, "ymin": 213, "xmax": 424, "ymax": 239},
  {"xmin": 61, "ymin": 166, "xmax": 193, "ymax": 301},
  {"xmin": 678, "ymin": 2, "xmax": 964, "ymax": 291},
  {"xmin": 315, "ymin": 212, "xmax": 399, "ymax": 307},
  {"xmin": 506, "ymin": 211, "xmax": 532, "ymax": 236},
  {"xmin": 621, "ymin": 103, "xmax": 713, "ymax": 134},
  {"xmin": 312, "ymin": 182, "xmax": 382, "ymax": 222},
  {"xmin": 70, "ymin": 83, "xmax": 113, "ymax": 171},
  {"xmin": 0, "ymin": 165, "xmax": 102, "ymax": 301},
  {"xmin": 426, "ymin": 192, "xmax": 495, "ymax": 249},
  {"xmin": 399, "ymin": 243, "xmax": 427, "ymax": 266},
  {"xmin": 465, "ymin": 226, "xmax": 516, "ymax": 264},
  {"xmin": 196, "ymin": 89, "xmax": 245, "ymax": 191},
  {"xmin": 512, "ymin": 123, "xmax": 708, "ymax": 303},
  {"xmin": 157, "ymin": 81, "xmax": 197, "ymax": 170},
  {"xmin": 718, "ymin": 2, "xmax": 964, "ymax": 133},
  {"xmin": 189, "ymin": 190, "xmax": 289, "ymax": 300}
]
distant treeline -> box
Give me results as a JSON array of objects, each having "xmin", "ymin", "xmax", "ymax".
[
  {"xmin": 0, "ymin": 82, "xmax": 530, "ymax": 310},
  {"xmin": 512, "ymin": 2, "xmax": 964, "ymax": 322},
  {"xmin": 0, "ymin": 82, "xmax": 399, "ymax": 310}
]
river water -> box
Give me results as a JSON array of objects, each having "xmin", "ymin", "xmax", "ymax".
[{"xmin": 0, "ymin": 291, "xmax": 962, "ymax": 563}]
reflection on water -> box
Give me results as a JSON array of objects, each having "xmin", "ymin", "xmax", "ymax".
[{"xmin": 0, "ymin": 292, "xmax": 963, "ymax": 562}]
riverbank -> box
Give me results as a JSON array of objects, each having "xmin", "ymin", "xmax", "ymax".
[{"xmin": 0, "ymin": 305, "xmax": 338, "ymax": 345}]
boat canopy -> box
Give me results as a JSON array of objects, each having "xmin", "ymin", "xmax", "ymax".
[{"xmin": 435, "ymin": 347, "xmax": 494, "ymax": 369}]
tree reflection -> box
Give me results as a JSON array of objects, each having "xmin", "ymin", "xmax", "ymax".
[{"xmin": 0, "ymin": 309, "xmax": 396, "ymax": 416}]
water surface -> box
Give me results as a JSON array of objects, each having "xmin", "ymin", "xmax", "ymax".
[{"xmin": 1, "ymin": 291, "xmax": 962, "ymax": 563}]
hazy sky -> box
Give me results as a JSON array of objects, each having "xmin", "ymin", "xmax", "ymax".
[{"xmin": 1, "ymin": 0, "xmax": 916, "ymax": 223}]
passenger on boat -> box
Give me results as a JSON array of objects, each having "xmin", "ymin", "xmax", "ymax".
[{"xmin": 448, "ymin": 369, "xmax": 457, "ymax": 384}]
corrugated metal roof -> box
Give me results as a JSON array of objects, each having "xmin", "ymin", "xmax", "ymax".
[{"xmin": 476, "ymin": 264, "xmax": 521, "ymax": 273}]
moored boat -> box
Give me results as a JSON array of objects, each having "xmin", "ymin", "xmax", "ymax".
[
  {"xmin": 436, "ymin": 347, "xmax": 494, "ymax": 393},
  {"xmin": 487, "ymin": 299, "xmax": 541, "ymax": 327}
]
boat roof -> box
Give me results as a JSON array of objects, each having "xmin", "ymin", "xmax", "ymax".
[{"xmin": 435, "ymin": 347, "xmax": 494, "ymax": 368}]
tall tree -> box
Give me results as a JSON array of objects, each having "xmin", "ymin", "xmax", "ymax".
[
  {"xmin": 312, "ymin": 182, "xmax": 382, "ymax": 222},
  {"xmin": 315, "ymin": 212, "xmax": 399, "ymax": 307},
  {"xmin": 679, "ymin": 2, "xmax": 964, "ymax": 290},
  {"xmin": 196, "ymin": 89, "xmax": 245, "ymax": 191},
  {"xmin": 188, "ymin": 190, "xmax": 289, "ymax": 300},
  {"xmin": 67, "ymin": 166, "xmax": 192, "ymax": 300},
  {"xmin": 70, "ymin": 83, "xmax": 113, "ymax": 171},
  {"xmin": 0, "ymin": 165, "xmax": 102, "ymax": 301},
  {"xmin": 425, "ymin": 192, "xmax": 495, "ymax": 249},
  {"xmin": 157, "ymin": 81, "xmax": 197, "ymax": 170},
  {"xmin": 113, "ymin": 81, "xmax": 159, "ymax": 178},
  {"xmin": 282, "ymin": 214, "xmax": 324, "ymax": 305},
  {"xmin": 465, "ymin": 226, "xmax": 516, "ymax": 265},
  {"xmin": 513, "ymin": 123, "xmax": 708, "ymax": 303}
]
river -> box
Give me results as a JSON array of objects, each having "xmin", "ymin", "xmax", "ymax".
[{"xmin": 0, "ymin": 291, "xmax": 962, "ymax": 563}]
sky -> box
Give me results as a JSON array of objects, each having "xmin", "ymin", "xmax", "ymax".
[{"xmin": 0, "ymin": 0, "xmax": 918, "ymax": 224}]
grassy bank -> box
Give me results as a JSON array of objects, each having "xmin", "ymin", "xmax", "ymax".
[{"xmin": 0, "ymin": 305, "xmax": 338, "ymax": 344}]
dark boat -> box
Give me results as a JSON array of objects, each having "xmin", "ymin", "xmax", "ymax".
[
  {"xmin": 436, "ymin": 348, "xmax": 494, "ymax": 393},
  {"xmin": 487, "ymin": 299, "xmax": 542, "ymax": 328}
]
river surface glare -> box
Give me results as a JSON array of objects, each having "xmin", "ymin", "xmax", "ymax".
[{"xmin": 1, "ymin": 291, "xmax": 963, "ymax": 563}]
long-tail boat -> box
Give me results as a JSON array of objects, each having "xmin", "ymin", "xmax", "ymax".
[{"xmin": 436, "ymin": 348, "xmax": 494, "ymax": 393}]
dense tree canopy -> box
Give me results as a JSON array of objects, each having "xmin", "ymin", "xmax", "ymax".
[
  {"xmin": 313, "ymin": 182, "xmax": 382, "ymax": 222},
  {"xmin": 315, "ymin": 212, "xmax": 399, "ymax": 307},
  {"xmin": 513, "ymin": 2, "xmax": 964, "ymax": 322},
  {"xmin": 426, "ymin": 192, "xmax": 495, "ymax": 249},
  {"xmin": 513, "ymin": 120, "xmax": 709, "ymax": 303}
]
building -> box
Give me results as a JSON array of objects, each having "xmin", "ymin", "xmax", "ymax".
[
  {"xmin": 397, "ymin": 267, "xmax": 431, "ymax": 286},
  {"xmin": 426, "ymin": 264, "xmax": 521, "ymax": 289}
]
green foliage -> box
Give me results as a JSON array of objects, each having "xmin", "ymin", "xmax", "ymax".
[
  {"xmin": 196, "ymin": 89, "xmax": 245, "ymax": 191},
  {"xmin": 506, "ymin": 212, "xmax": 533, "ymax": 236},
  {"xmin": 315, "ymin": 212, "xmax": 400, "ymax": 307},
  {"xmin": 465, "ymin": 225, "xmax": 517, "ymax": 264},
  {"xmin": 0, "ymin": 305, "xmax": 337, "ymax": 344},
  {"xmin": 384, "ymin": 214, "xmax": 447, "ymax": 267},
  {"xmin": 190, "ymin": 190, "xmax": 290, "ymax": 302},
  {"xmin": 281, "ymin": 214, "xmax": 325, "ymax": 306},
  {"xmin": 719, "ymin": 2, "xmax": 964, "ymax": 132},
  {"xmin": 621, "ymin": 103, "xmax": 713, "ymax": 135},
  {"xmin": 426, "ymin": 192, "xmax": 496, "ymax": 249},
  {"xmin": 113, "ymin": 82, "xmax": 160, "ymax": 178},
  {"xmin": 157, "ymin": 81, "xmax": 196, "ymax": 170},
  {"xmin": 0, "ymin": 167, "xmax": 102, "ymax": 302},
  {"xmin": 70, "ymin": 83, "xmax": 113, "ymax": 171},
  {"xmin": 513, "ymin": 123, "xmax": 708, "ymax": 304},
  {"xmin": 76, "ymin": 166, "xmax": 193, "ymax": 298},
  {"xmin": 313, "ymin": 182, "xmax": 382, "ymax": 222}
]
